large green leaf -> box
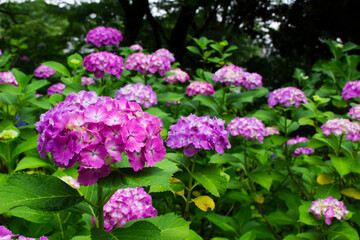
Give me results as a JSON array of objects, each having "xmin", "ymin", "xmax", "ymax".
[
  {"xmin": 0, "ymin": 92, "xmax": 17, "ymax": 105},
  {"xmin": 251, "ymin": 110, "xmax": 278, "ymax": 122},
  {"xmin": 267, "ymin": 211, "xmax": 296, "ymax": 226},
  {"xmin": 238, "ymin": 231, "xmax": 256, "ymax": 240},
  {"xmin": 14, "ymin": 157, "xmax": 52, "ymax": 172},
  {"xmin": 42, "ymin": 61, "xmax": 70, "ymax": 77},
  {"xmin": 314, "ymin": 184, "xmax": 341, "ymax": 199},
  {"xmin": 193, "ymin": 166, "xmax": 228, "ymax": 197},
  {"xmin": 12, "ymin": 135, "xmax": 38, "ymax": 159},
  {"xmin": 328, "ymin": 222, "xmax": 359, "ymax": 240},
  {"xmin": 7, "ymin": 206, "xmax": 54, "ymax": 223},
  {"xmin": 298, "ymin": 202, "xmax": 321, "ymax": 226},
  {"xmin": 205, "ymin": 212, "xmax": 238, "ymax": 234},
  {"xmin": 209, "ymin": 153, "xmax": 239, "ymax": 164},
  {"xmin": 25, "ymin": 80, "xmax": 49, "ymax": 94},
  {"xmin": 11, "ymin": 68, "xmax": 32, "ymax": 92},
  {"xmin": 329, "ymin": 154, "xmax": 354, "ymax": 177},
  {"xmin": 157, "ymin": 92, "xmax": 183, "ymax": 102},
  {"xmin": 0, "ymin": 84, "xmax": 21, "ymax": 95},
  {"xmin": 192, "ymin": 94, "xmax": 219, "ymax": 114},
  {"xmin": 248, "ymin": 171, "xmax": 273, "ymax": 191}
]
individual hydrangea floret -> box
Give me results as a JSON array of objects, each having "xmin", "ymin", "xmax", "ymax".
[
  {"xmin": 186, "ymin": 81, "xmax": 214, "ymax": 96},
  {"xmin": 164, "ymin": 68, "xmax": 190, "ymax": 84},
  {"xmin": 166, "ymin": 114, "xmax": 231, "ymax": 157},
  {"xmin": 227, "ymin": 117, "xmax": 266, "ymax": 143},
  {"xmin": 81, "ymin": 77, "xmax": 95, "ymax": 86},
  {"xmin": 0, "ymin": 71, "xmax": 18, "ymax": 86},
  {"xmin": 60, "ymin": 176, "xmax": 80, "ymax": 189},
  {"xmin": 154, "ymin": 48, "xmax": 175, "ymax": 63},
  {"xmin": 321, "ymin": 118, "xmax": 360, "ymax": 141},
  {"xmin": 342, "ymin": 80, "xmax": 360, "ymax": 100},
  {"xmin": 242, "ymin": 72, "xmax": 263, "ymax": 89},
  {"xmin": 349, "ymin": 105, "xmax": 360, "ymax": 121},
  {"xmin": 34, "ymin": 65, "xmax": 56, "ymax": 79},
  {"xmin": 35, "ymin": 91, "xmax": 165, "ymax": 186},
  {"xmin": 83, "ymin": 52, "xmax": 124, "ymax": 79},
  {"xmin": 130, "ymin": 44, "xmax": 143, "ymax": 51},
  {"xmin": 212, "ymin": 64, "xmax": 245, "ymax": 86},
  {"xmin": 309, "ymin": 196, "xmax": 348, "ymax": 225},
  {"xmin": 264, "ymin": 127, "xmax": 279, "ymax": 136},
  {"xmin": 86, "ymin": 26, "xmax": 123, "ymax": 47},
  {"xmin": 47, "ymin": 83, "xmax": 65, "ymax": 95},
  {"xmin": 115, "ymin": 83, "xmax": 157, "ymax": 108},
  {"xmin": 268, "ymin": 87, "xmax": 308, "ymax": 108},
  {"xmin": 103, "ymin": 187, "xmax": 157, "ymax": 232},
  {"xmin": 125, "ymin": 52, "xmax": 171, "ymax": 76}
]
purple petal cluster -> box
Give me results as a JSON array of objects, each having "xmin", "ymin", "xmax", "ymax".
[
  {"xmin": 86, "ymin": 26, "xmax": 123, "ymax": 47},
  {"xmin": 342, "ymin": 80, "xmax": 360, "ymax": 100},
  {"xmin": 286, "ymin": 136, "xmax": 314, "ymax": 156},
  {"xmin": 130, "ymin": 44, "xmax": 143, "ymax": 51},
  {"xmin": 0, "ymin": 225, "xmax": 47, "ymax": 240},
  {"xmin": 0, "ymin": 71, "xmax": 18, "ymax": 86},
  {"xmin": 81, "ymin": 77, "xmax": 95, "ymax": 86},
  {"xmin": 164, "ymin": 68, "xmax": 190, "ymax": 84},
  {"xmin": 83, "ymin": 51, "xmax": 123, "ymax": 79},
  {"xmin": 309, "ymin": 196, "xmax": 348, "ymax": 225},
  {"xmin": 268, "ymin": 87, "xmax": 308, "ymax": 108},
  {"xmin": 103, "ymin": 187, "xmax": 157, "ymax": 232},
  {"xmin": 115, "ymin": 83, "xmax": 157, "ymax": 108},
  {"xmin": 47, "ymin": 83, "xmax": 65, "ymax": 95},
  {"xmin": 125, "ymin": 52, "xmax": 171, "ymax": 76},
  {"xmin": 321, "ymin": 118, "xmax": 360, "ymax": 141},
  {"xmin": 186, "ymin": 81, "xmax": 214, "ymax": 96},
  {"xmin": 286, "ymin": 135, "xmax": 309, "ymax": 145},
  {"xmin": 264, "ymin": 127, "xmax": 279, "ymax": 136},
  {"xmin": 34, "ymin": 65, "xmax": 56, "ymax": 79},
  {"xmin": 349, "ymin": 105, "xmax": 360, "ymax": 121},
  {"xmin": 35, "ymin": 91, "xmax": 165, "ymax": 186},
  {"xmin": 154, "ymin": 48, "xmax": 175, "ymax": 63},
  {"xmin": 166, "ymin": 114, "xmax": 231, "ymax": 156},
  {"xmin": 242, "ymin": 72, "xmax": 263, "ymax": 89},
  {"xmin": 227, "ymin": 117, "xmax": 266, "ymax": 143}
]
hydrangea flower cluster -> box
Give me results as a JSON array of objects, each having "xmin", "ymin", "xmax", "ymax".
[
  {"xmin": 130, "ymin": 44, "xmax": 143, "ymax": 51},
  {"xmin": 342, "ymin": 80, "xmax": 360, "ymax": 100},
  {"xmin": 0, "ymin": 71, "xmax": 18, "ymax": 86},
  {"xmin": 35, "ymin": 91, "xmax": 166, "ymax": 186},
  {"xmin": 186, "ymin": 81, "xmax": 214, "ymax": 96},
  {"xmin": 154, "ymin": 48, "xmax": 175, "ymax": 63},
  {"xmin": 286, "ymin": 136, "xmax": 314, "ymax": 156},
  {"xmin": 309, "ymin": 196, "xmax": 348, "ymax": 225},
  {"xmin": 86, "ymin": 26, "xmax": 123, "ymax": 47},
  {"xmin": 125, "ymin": 52, "xmax": 171, "ymax": 76},
  {"xmin": 81, "ymin": 77, "xmax": 95, "ymax": 86},
  {"xmin": 349, "ymin": 105, "xmax": 360, "ymax": 121},
  {"xmin": 286, "ymin": 135, "xmax": 309, "ymax": 145},
  {"xmin": 227, "ymin": 117, "xmax": 267, "ymax": 143},
  {"xmin": 34, "ymin": 65, "xmax": 56, "ymax": 79},
  {"xmin": 115, "ymin": 83, "xmax": 157, "ymax": 108},
  {"xmin": 321, "ymin": 118, "xmax": 360, "ymax": 141},
  {"xmin": 264, "ymin": 127, "xmax": 279, "ymax": 136},
  {"xmin": 0, "ymin": 225, "xmax": 48, "ymax": 240},
  {"xmin": 166, "ymin": 114, "xmax": 231, "ymax": 157},
  {"xmin": 103, "ymin": 187, "xmax": 157, "ymax": 232},
  {"xmin": 164, "ymin": 68, "xmax": 190, "ymax": 84},
  {"xmin": 83, "ymin": 52, "xmax": 123, "ymax": 79},
  {"xmin": 47, "ymin": 83, "xmax": 65, "ymax": 95},
  {"xmin": 268, "ymin": 87, "xmax": 308, "ymax": 108},
  {"xmin": 242, "ymin": 72, "xmax": 263, "ymax": 89}
]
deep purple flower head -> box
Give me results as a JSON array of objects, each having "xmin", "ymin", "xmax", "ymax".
[
  {"xmin": 154, "ymin": 48, "xmax": 175, "ymax": 63},
  {"xmin": 86, "ymin": 26, "xmax": 123, "ymax": 47},
  {"xmin": 103, "ymin": 187, "xmax": 157, "ymax": 232},
  {"xmin": 285, "ymin": 136, "xmax": 314, "ymax": 156},
  {"xmin": 164, "ymin": 68, "xmax": 190, "ymax": 84},
  {"xmin": 268, "ymin": 87, "xmax": 308, "ymax": 108},
  {"xmin": 115, "ymin": 83, "xmax": 157, "ymax": 108},
  {"xmin": 34, "ymin": 65, "xmax": 56, "ymax": 79},
  {"xmin": 83, "ymin": 51, "xmax": 123, "ymax": 79},
  {"xmin": 321, "ymin": 118, "xmax": 360, "ymax": 141},
  {"xmin": 349, "ymin": 105, "xmax": 360, "ymax": 121},
  {"xmin": 81, "ymin": 77, "xmax": 95, "ymax": 86},
  {"xmin": 309, "ymin": 196, "xmax": 348, "ymax": 225},
  {"xmin": 242, "ymin": 72, "xmax": 263, "ymax": 89},
  {"xmin": 47, "ymin": 83, "xmax": 65, "ymax": 95},
  {"xmin": 342, "ymin": 80, "xmax": 360, "ymax": 100},
  {"xmin": 227, "ymin": 117, "xmax": 266, "ymax": 143},
  {"xmin": 130, "ymin": 44, "xmax": 143, "ymax": 51},
  {"xmin": 0, "ymin": 71, "xmax": 18, "ymax": 86},
  {"xmin": 213, "ymin": 64, "xmax": 245, "ymax": 86},
  {"xmin": 125, "ymin": 52, "xmax": 171, "ymax": 76},
  {"xmin": 166, "ymin": 114, "xmax": 231, "ymax": 156},
  {"xmin": 0, "ymin": 225, "xmax": 18, "ymax": 239},
  {"xmin": 186, "ymin": 81, "xmax": 214, "ymax": 96}
]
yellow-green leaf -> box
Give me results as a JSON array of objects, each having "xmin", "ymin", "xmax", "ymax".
[
  {"xmin": 341, "ymin": 188, "xmax": 360, "ymax": 200},
  {"xmin": 192, "ymin": 196, "xmax": 215, "ymax": 212},
  {"xmin": 317, "ymin": 174, "xmax": 334, "ymax": 185}
]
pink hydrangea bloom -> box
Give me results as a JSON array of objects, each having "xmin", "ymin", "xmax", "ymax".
[
  {"xmin": 81, "ymin": 77, "xmax": 95, "ymax": 86},
  {"xmin": 227, "ymin": 117, "xmax": 266, "ymax": 143},
  {"xmin": 286, "ymin": 135, "xmax": 309, "ymax": 145},
  {"xmin": 34, "ymin": 65, "xmax": 56, "ymax": 79},
  {"xmin": 342, "ymin": 80, "xmax": 360, "ymax": 100},
  {"xmin": 130, "ymin": 44, "xmax": 143, "ymax": 51},
  {"xmin": 103, "ymin": 187, "xmax": 157, "ymax": 232},
  {"xmin": 166, "ymin": 114, "xmax": 231, "ymax": 156},
  {"xmin": 268, "ymin": 87, "xmax": 308, "ymax": 108},
  {"xmin": 47, "ymin": 83, "xmax": 65, "ymax": 95},
  {"xmin": 285, "ymin": 136, "xmax": 314, "ymax": 156},
  {"xmin": 125, "ymin": 52, "xmax": 171, "ymax": 76},
  {"xmin": 0, "ymin": 71, "xmax": 18, "ymax": 86},
  {"xmin": 309, "ymin": 196, "xmax": 348, "ymax": 225},
  {"xmin": 264, "ymin": 127, "xmax": 279, "ymax": 136},
  {"xmin": 349, "ymin": 105, "xmax": 360, "ymax": 121},
  {"xmin": 115, "ymin": 83, "xmax": 157, "ymax": 108},
  {"xmin": 186, "ymin": 81, "xmax": 214, "ymax": 96},
  {"xmin": 154, "ymin": 48, "xmax": 175, "ymax": 63},
  {"xmin": 0, "ymin": 225, "xmax": 18, "ymax": 239},
  {"xmin": 213, "ymin": 64, "xmax": 245, "ymax": 86},
  {"xmin": 83, "ymin": 52, "xmax": 123, "ymax": 79},
  {"xmin": 242, "ymin": 72, "xmax": 263, "ymax": 89},
  {"xmin": 321, "ymin": 118, "xmax": 360, "ymax": 141},
  {"xmin": 164, "ymin": 68, "xmax": 190, "ymax": 84},
  {"xmin": 86, "ymin": 26, "xmax": 123, "ymax": 47}
]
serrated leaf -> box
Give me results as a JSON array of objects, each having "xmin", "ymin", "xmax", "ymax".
[
  {"xmin": 329, "ymin": 154, "xmax": 354, "ymax": 177},
  {"xmin": 209, "ymin": 153, "xmax": 239, "ymax": 164},
  {"xmin": 186, "ymin": 46, "xmax": 202, "ymax": 56},
  {"xmin": 14, "ymin": 157, "xmax": 52, "ymax": 172},
  {"xmin": 42, "ymin": 61, "xmax": 70, "ymax": 77},
  {"xmin": 157, "ymin": 92, "xmax": 183, "ymax": 102},
  {"xmin": 317, "ymin": 174, "xmax": 334, "ymax": 185},
  {"xmin": 205, "ymin": 213, "xmax": 238, "ymax": 234},
  {"xmin": 341, "ymin": 188, "xmax": 360, "ymax": 200},
  {"xmin": 328, "ymin": 222, "xmax": 359, "ymax": 240},
  {"xmin": 192, "ymin": 196, "xmax": 215, "ymax": 212},
  {"xmin": 50, "ymin": 93, "xmax": 64, "ymax": 106},
  {"xmin": 192, "ymin": 94, "xmax": 219, "ymax": 114},
  {"xmin": 193, "ymin": 167, "xmax": 228, "ymax": 197},
  {"xmin": 185, "ymin": 230, "xmax": 203, "ymax": 240},
  {"xmin": 7, "ymin": 206, "xmax": 54, "ymax": 223},
  {"xmin": 298, "ymin": 202, "xmax": 321, "ymax": 226},
  {"xmin": 12, "ymin": 135, "xmax": 38, "ymax": 159},
  {"xmin": 248, "ymin": 171, "xmax": 272, "ymax": 191},
  {"xmin": 238, "ymin": 231, "xmax": 256, "ymax": 240},
  {"xmin": 25, "ymin": 79, "xmax": 49, "ymax": 94}
]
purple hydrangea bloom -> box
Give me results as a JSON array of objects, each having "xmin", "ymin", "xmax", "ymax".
[
  {"xmin": 115, "ymin": 83, "xmax": 157, "ymax": 108},
  {"xmin": 285, "ymin": 136, "xmax": 314, "ymax": 156},
  {"xmin": 81, "ymin": 77, "xmax": 95, "ymax": 86},
  {"xmin": 34, "ymin": 65, "xmax": 56, "ymax": 79},
  {"xmin": 349, "ymin": 105, "xmax": 360, "ymax": 121},
  {"xmin": 242, "ymin": 72, "xmax": 263, "ymax": 89},
  {"xmin": 227, "ymin": 117, "xmax": 266, "ymax": 143},
  {"xmin": 154, "ymin": 48, "xmax": 175, "ymax": 63},
  {"xmin": 321, "ymin": 118, "xmax": 360, "ymax": 141},
  {"xmin": 166, "ymin": 114, "xmax": 231, "ymax": 156},
  {"xmin": 86, "ymin": 26, "xmax": 123, "ymax": 47},
  {"xmin": 268, "ymin": 87, "xmax": 308, "ymax": 108},
  {"xmin": 164, "ymin": 68, "xmax": 190, "ymax": 84},
  {"xmin": 125, "ymin": 52, "xmax": 171, "ymax": 76},
  {"xmin": 286, "ymin": 135, "xmax": 309, "ymax": 145},
  {"xmin": 309, "ymin": 196, "xmax": 348, "ymax": 225},
  {"xmin": 342, "ymin": 80, "xmax": 360, "ymax": 100},
  {"xmin": 47, "ymin": 83, "xmax": 65, "ymax": 95},
  {"xmin": 0, "ymin": 71, "xmax": 18, "ymax": 86},
  {"xmin": 213, "ymin": 64, "xmax": 245, "ymax": 86},
  {"xmin": 103, "ymin": 187, "xmax": 157, "ymax": 232},
  {"xmin": 18, "ymin": 236, "xmax": 48, "ymax": 240},
  {"xmin": 130, "ymin": 44, "xmax": 143, "ymax": 51},
  {"xmin": 20, "ymin": 56, "xmax": 30, "ymax": 61},
  {"xmin": 83, "ymin": 52, "xmax": 124, "ymax": 79},
  {"xmin": 186, "ymin": 81, "xmax": 214, "ymax": 96}
]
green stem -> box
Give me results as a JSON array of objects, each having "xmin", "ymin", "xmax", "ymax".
[
  {"xmin": 287, "ymin": 165, "xmax": 310, "ymax": 201},
  {"xmin": 244, "ymin": 139, "xmax": 248, "ymax": 174},
  {"xmin": 83, "ymin": 197, "xmax": 98, "ymax": 208},
  {"xmin": 184, "ymin": 154, "xmax": 197, "ymax": 220},
  {"xmin": 336, "ymin": 134, "xmax": 343, "ymax": 157},
  {"xmin": 144, "ymin": 75, "xmax": 148, "ymax": 85},
  {"xmin": 56, "ymin": 213, "xmax": 66, "ymax": 240},
  {"xmin": 97, "ymin": 184, "xmax": 104, "ymax": 230},
  {"xmin": 284, "ymin": 111, "xmax": 289, "ymax": 162}
]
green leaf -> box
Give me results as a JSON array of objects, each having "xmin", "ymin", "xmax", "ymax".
[
  {"xmin": 49, "ymin": 93, "xmax": 64, "ymax": 106},
  {"xmin": 267, "ymin": 211, "xmax": 296, "ymax": 226},
  {"xmin": 298, "ymin": 202, "xmax": 321, "ymax": 226},
  {"xmin": 11, "ymin": 68, "xmax": 31, "ymax": 92},
  {"xmin": 185, "ymin": 230, "xmax": 203, "ymax": 240},
  {"xmin": 0, "ymin": 173, "xmax": 83, "ymax": 213},
  {"xmin": 0, "ymin": 84, "xmax": 21, "ymax": 95},
  {"xmin": 157, "ymin": 92, "xmax": 183, "ymax": 102},
  {"xmin": 67, "ymin": 53, "xmax": 83, "ymax": 69},
  {"xmin": 329, "ymin": 154, "xmax": 354, "ymax": 177},
  {"xmin": 14, "ymin": 157, "xmax": 52, "ymax": 172},
  {"xmin": 164, "ymin": 153, "xmax": 189, "ymax": 168},
  {"xmin": 328, "ymin": 222, "xmax": 359, "ymax": 240},
  {"xmin": 209, "ymin": 153, "xmax": 239, "ymax": 164},
  {"xmin": 25, "ymin": 80, "xmax": 49, "ymax": 94},
  {"xmin": 28, "ymin": 98, "xmax": 52, "ymax": 110},
  {"xmin": 251, "ymin": 110, "xmax": 278, "ymax": 122},
  {"xmin": 12, "ymin": 135, "xmax": 38, "ymax": 159},
  {"xmin": 42, "ymin": 61, "xmax": 70, "ymax": 77},
  {"xmin": 7, "ymin": 206, "xmax": 54, "ymax": 223},
  {"xmin": 193, "ymin": 166, "xmax": 228, "ymax": 197},
  {"xmin": 248, "ymin": 171, "xmax": 273, "ymax": 191},
  {"xmin": 238, "ymin": 231, "xmax": 256, "ymax": 240},
  {"xmin": 186, "ymin": 46, "xmax": 202, "ymax": 56},
  {"xmin": 313, "ymin": 134, "xmax": 338, "ymax": 153},
  {"xmin": 192, "ymin": 94, "xmax": 219, "ymax": 114},
  {"xmin": 205, "ymin": 212, "xmax": 238, "ymax": 234},
  {"xmin": 146, "ymin": 107, "xmax": 170, "ymax": 120},
  {"xmin": 0, "ymin": 92, "xmax": 17, "ymax": 105},
  {"xmin": 314, "ymin": 184, "xmax": 341, "ymax": 199}
]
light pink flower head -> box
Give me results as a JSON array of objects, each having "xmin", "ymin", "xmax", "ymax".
[
  {"xmin": 125, "ymin": 52, "xmax": 171, "ymax": 76},
  {"xmin": 227, "ymin": 117, "xmax": 266, "ymax": 143},
  {"xmin": 164, "ymin": 68, "xmax": 190, "ymax": 84},
  {"xmin": 186, "ymin": 81, "xmax": 214, "ymax": 96},
  {"xmin": 321, "ymin": 118, "xmax": 360, "ymax": 141},
  {"xmin": 309, "ymin": 196, "xmax": 348, "ymax": 225},
  {"xmin": 130, "ymin": 44, "xmax": 143, "ymax": 51},
  {"xmin": 0, "ymin": 71, "xmax": 18, "ymax": 86},
  {"xmin": 213, "ymin": 64, "xmax": 245, "ymax": 86},
  {"xmin": 349, "ymin": 105, "xmax": 360, "ymax": 121},
  {"xmin": 154, "ymin": 48, "xmax": 175, "ymax": 63},
  {"xmin": 81, "ymin": 77, "xmax": 95, "ymax": 86},
  {"xmin": 115, "ymin": 83, "xmax": 157, "ymax": 108}
]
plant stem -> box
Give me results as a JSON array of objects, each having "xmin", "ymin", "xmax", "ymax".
[
  {"xmin": 56, "ymin": 213, "xmax": 66, "ymax": 240},
  {"xmin": 336, "ymin": 134, "xmax": 343, "ymax": 157},
  {"xmin": 97, "ymin": 184, "xmax": 104, "ymax": 230},
  {"xmin": 83, "ymin": 197, "xmax": 98, "ymax": 208},
  {"xmin": 256, "ymin": 204, "xmax": 281, "ymax": 240},
  {"xmin": 287, "ymin": 165, "xmax": 311, "ymax": 201},
  {"xmin": 244, "ymin": 139, "xmax": 248, "ymax": 174},
  {"xmin": 184, "ymin": 154, "xmax": 197, "ymax": 220}
]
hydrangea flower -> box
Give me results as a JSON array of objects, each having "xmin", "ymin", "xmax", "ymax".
[
  {"xmin": 166, "ymin": 114, "xmax": 231, "ymax": 157},
  {"xmin": 115, "ymin": 83, "xmax": 157, "ymax": 108},
  {"xmin": 268, "ymin": 87, "xmax": 308, "ymax": 108},
  {"xmin": 83, "ymin": 52, "xmax": 124, "ymax": 79},
  {"xmin": 86, "ymin": 26, "xmax": 123, "ymax": 47},
  {"xmin": 309, "ymin": 196, "xmax": 348, "ymax": 225},
  {"xmin": 60, "ymin": 176, "xmax": 80, "ymax": 189},
  {"xmin": 47, "ymin": 83, "xmax": 65, "ymax": 95},
  {"xmin": 36, "ymin": 91, "xmax": 165, "ymax": 186},
  {"xmin": 0, "ymin": 225, "xmax": 18, "ymax": 239},
  {"xmin": 103, "ymin": 187, "xmax": 157, "ymax": 232},
  {"xmin": 212, "ymin": 64, "xmax": 245, "ymax": 86},
  {"xmin": 81, "ymin": 77, "xmax": 95, "ymax": 86},
  {"xmin": 286, "ymin": 135, "xmax": 309, "ymax": 145},
  {"xmin": 227, "ymin": 117, "xmax": 266, "ymax": 143},
  {"xmin": 34, "ymin": 65, "xmax": 56, "ymax": 79},
  {"xmin": 164, "ymin": 68, "xmax": 190, "ymax": 84},
  {"xmin": 186, "ymin": 81, "xmax": 214, "ymax": 96},
  {"xmin": 321, "ymin": 118, "xmax": 360, "ymax": 141},
  {"xmin": 264, "ymin": 127, "xmax": 279, "ymax": 136},
  {"xmin": 154, "ymin": 48, "xmax": 175, "ymax": 63},
  {"xmin": 342, "ymin": 80, "xmax": 360, "ymax": 100},
  {"xmin": 0, "ymin": 71, "xmax": 18, "ymax": 86},
  {"xmin": 242, "ymin": 72, "xmax": 263, "ymax": 89},
  {"xmin": 21, "ymin": 56, "xmax": 30, "ymax": 61},
  {"xmin": 125, "ymin": 52, "xmax": 171, "ymax": 76},
  {"xmin": 285, "ymin": 136, "xmax": 314, "ymax": 156},
  {"xmin": 349, "ymin": 105, "xmax": 360, "ymax": 121},
  {"xmin": 130, "ymin": 44, "xmax": 143, "ymax": 51}
]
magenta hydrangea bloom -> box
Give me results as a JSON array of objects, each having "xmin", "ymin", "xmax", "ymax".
[
  {"xmin": 264, "ymin": 127, "xmax": 279, "ymax": 136},
  {"xmin": 0, "ymin": 225, "xmax": 18, "ymax": 239},
  {"xmin": 268, "ymin": 87, "xmax": 308, "ymax": 108},
  {"xmin": 36, "ymin": 91, "xmax": 165, "ymax": 186},
  {"xmin": 285, "ymin": 136, "xmax": 314, "ymax": 156},
  {"xmin": 154, "ymin": 48, "xmax": 175, "ymax": 63},
  {"xmin": 342, "ymin": 80, "xmax": 360, "ymax": 100},
  {"xmin": 125, "ymin": 52, "xmax": 171, "ymax": 76},
  {"xmin": 166, "ymin": 114, "xmax": 231, "ymax": 156},
  {"xmin": 47, "ymin": 83, "xmax": 65, "ymax": 95},
  {"xmin": 186, "ymin": 81, "xmax": 214, "ymax": 96},
  {"xmin": 0, "ymin": 71, "xmax": 18, "ymax": 86},
  {"xmin": 349, "ymin": 105, "xmax": 360, "ymax": 121},
  {"xmin": 86, "ymin": 26, "xmax": 123, "ymax": 47},
  {"xmin": 309, "ymin": 196, "xmax": 348, "ymax": 225},
  {"xmin": 227, "ymin": 117, "xmax": 267, "ymax": 143},
  {"xmin": 34, "ymin": 65, "xmax": 56, "ymax": 79},
  {"xmin": 130, "ymin": 44, "xmax": 143, "ymax": 51},
  {"xmin": 103, "ymin": 187, "xmax": 157, "ymax": 232},
  {"xmin": 81, "ymin": 77, "xmax": 95, "ymax": 86},
  {"xmin": 286, "ymin": 135, "xmax": 309, "ymax": 145},
  {"xmin": 164, "ymin": 68, "xmax": 190, "ymax": 84},
  {"xmin": 213, "ymin": 64, "xmax": 245, "ymax": 86},
  {"xmin": 321, "ymin": 118, "xmax": 360, "ymax": 141},
  {"xmin": 115, "ymin": 83, "xmax": 157, "ymax": 108},
  {"xmin": 242, "ymin": 72, "xmax": 263, "ymax": 89},
  {"xmin": 83, "ymin": 51, "xmax": 123, "ymax": 79},
  {"xmin": 18, "ymin": 236, "xmax": 48, "ymax": 240}
]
